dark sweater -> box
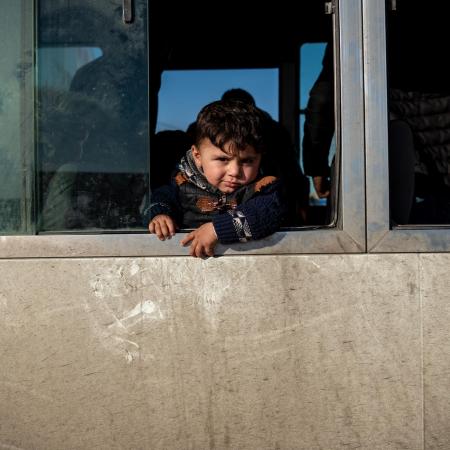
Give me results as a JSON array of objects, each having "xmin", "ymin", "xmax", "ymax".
[{"xmin": 143, "ymin": 150, "xmax": 285, "ymax": 244}]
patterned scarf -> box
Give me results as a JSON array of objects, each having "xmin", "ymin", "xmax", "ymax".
[{"xmin": 178, "ymin": 149, "xmax": 222, "ymax": 194}]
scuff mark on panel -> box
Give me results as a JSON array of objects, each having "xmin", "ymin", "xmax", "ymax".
[
  {"xmin": 129, "ymin": 261, "xmax": 140, "ymax": 276},
  {"xmin": 0, "ymin": 293, "xmax": 22, "ymax": 329},
  {"xmin": 84, "ymin": 260, "xmax": 166, "ymax": 364},
  {"xmin": 0, "ymin": 293, "xmax": 7, "ymax": 308},
  {"xmin": 125, "ymin": 349, "xmax": 133, "ymax": 363},
  {"xmin": 114, "ymin": 336, "xmax": 140, "ymax": 349},
  {"xmin": 200, "ymin": 262, "xmax": 255, "ymax": 329}
]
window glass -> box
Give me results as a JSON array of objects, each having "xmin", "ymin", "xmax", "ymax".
[
  {"xmin": 387, "ymin": 1, "xmax": 450, "ymax": 226},
  {"xmin": 0, "ymin": 2, "xmax": 33, "ymax": 234},
  {"xmin": 37, "ymin": 1, "xmax": 149, "ymax": 231}
]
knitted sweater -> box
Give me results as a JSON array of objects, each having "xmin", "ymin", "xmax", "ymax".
[{"xmin": 143, "ymin": 150, "xmax": 285, "ymax": 244}]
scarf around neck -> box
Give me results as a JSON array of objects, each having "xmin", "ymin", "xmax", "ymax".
[{"xmin": 178, "ymin": 149, "xmax": 222, "ymax": 194}]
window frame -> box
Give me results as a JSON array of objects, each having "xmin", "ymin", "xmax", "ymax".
[
  {"xmin": 363, "ymin": 0, "xmax": 450, "ymax": 253},
  {"xmin": 0, "ymin": 0, "xmax": 367, "ymax": 258}
]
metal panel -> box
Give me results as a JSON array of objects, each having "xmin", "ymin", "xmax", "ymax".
[
  {"xmin": 337, "ymin": 0, "xmax": 366, "ymax": 250},
  {"xmin": 0, "ymin": 229, "xmax": 362, "ymax": 259},
  {"xmin": 362, "ymin": 0, "xmax": 390, "ymax": 250},
  {"xmin": 363, "ymin": 0, "xmax": 450, "ymax": 253},
  {"xmin": 0, "ymin": 254, "xmax": 423, "ymax": 449}
]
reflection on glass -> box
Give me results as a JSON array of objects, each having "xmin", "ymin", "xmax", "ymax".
[
  {"xmin": 0, "ymin": 2, "xmax": 33, "ymax": 234},
  {"xmin": 37, "ymin": 1, "xmax": 149, "ymax": 231}
]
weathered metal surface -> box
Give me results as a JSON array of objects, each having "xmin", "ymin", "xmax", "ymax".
[{"xmin": 0, "ymin": 253, "xmax": 429, "ymax": 449}]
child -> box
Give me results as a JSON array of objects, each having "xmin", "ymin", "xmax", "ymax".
[{"xmin": 144, "ymin": 100, "xmax": 285, "ymax": 257}]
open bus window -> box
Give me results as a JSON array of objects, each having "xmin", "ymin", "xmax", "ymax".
[
  {"xmin": 151, "ymin": 1, "xmax": 335, "ymax": 229},
  {"xmin": 387, "ymin": 1, "xmax": 450, "ymax": 226}
]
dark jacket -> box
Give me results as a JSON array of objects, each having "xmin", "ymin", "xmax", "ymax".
[
  {"xmin": 143, "ymin": 150, "xmax": 285, "ymax": 244},
  {"xmin": 389, "ymin": 88, "xmax": 450, "ymax": 192},
  {"xmin": 302, "ymin": 43, "xmax": 335, "ymax": 178}
]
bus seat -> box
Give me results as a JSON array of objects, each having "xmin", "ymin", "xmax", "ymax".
[{"xmin": 388, "ymin": 120, "xmax": 415, "ymax": 225}]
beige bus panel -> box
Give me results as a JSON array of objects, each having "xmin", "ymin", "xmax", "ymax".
[{"xmin": 1, "ymin": 253, "xmax": 447, "ymax": 449}]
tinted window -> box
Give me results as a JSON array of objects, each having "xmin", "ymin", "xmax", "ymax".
[
  {"xmin": 387, "ymin": 1, "xmax": 450, "ymax": 226},
  {"xmin": 37, "ymin": 1, "xmax": 149, "ymax": 231}
]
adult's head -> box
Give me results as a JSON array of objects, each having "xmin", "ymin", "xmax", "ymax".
[{"xmin": 221, "ymin": 88, "xmax": 256, "ymax": 106}]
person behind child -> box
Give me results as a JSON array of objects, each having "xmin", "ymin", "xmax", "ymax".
[
  {"xmin": 221, "ymin": 89, "xmax": 310, "ymax": 225},
  {"xmin": 143, "ymin": 99, "xmax": 286, "ymax": 257},
  {"xmin": 302, "ymin": 42, "xmax": 334, "ymax": 203}
]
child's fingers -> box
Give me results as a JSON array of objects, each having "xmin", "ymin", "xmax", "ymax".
[
  {"xmin": 166, "ymin": 219, "xmax": 176, "ymax": 236},
  {"xmin": 191, "ymin": 241, "xmax": 210, "ymax": 258},
  {"xmin": 154, "ymin": 222, "xmax": 165, "ymax": 240},
  {"xmin": 158, "ymin": 220, "xmax": 170, "ymax": 239},
  {"xmin": 149, "ymin": 221, "xmax": 155, "ymax": 234},
  {"xmin": 191, "ymin": 241, "xmax": 202, "ymax": 258},
  {"xmin": 180, "ymin": 231, "xmax": 194, "ymax": 246}
]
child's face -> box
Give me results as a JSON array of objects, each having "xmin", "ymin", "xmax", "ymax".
[{"xmin": 192, "ymin": 139, "xmax": 261, "ymax": 194}]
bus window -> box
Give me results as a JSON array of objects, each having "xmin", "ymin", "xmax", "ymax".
[
  {"xmin": 36, "ymin": 1, "xmax": 149, "ymax": 232},
  {"xmin": 387, "ymin": 1, "xmax": 450, "ymax": 226}
]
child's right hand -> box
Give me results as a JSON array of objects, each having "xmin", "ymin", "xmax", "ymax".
[{"xmin": 149, "ymin": 215, "xmax": 176, "ymax": 240}]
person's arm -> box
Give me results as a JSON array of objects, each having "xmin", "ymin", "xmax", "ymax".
[
  {"xmin": 212, "ymin": 178, "xmax": 285, "ymax": 244},
  {"xmin": 302, "ymin": 80, "xmax": 334, "ymax": 174},
  {"xmin": 302, "ymin": 43, "xmax": 335, "ymax": 198}
]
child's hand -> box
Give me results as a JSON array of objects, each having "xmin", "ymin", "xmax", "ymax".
[
  {"xmin": 149, "ymin": 215, "xmax": 176, "ymax": 240},
  {"xmin": 180, "ymin": 222, "xmax": 218, "ymax": 258}
]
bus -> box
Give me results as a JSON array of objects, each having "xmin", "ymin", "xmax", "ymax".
[{"xmin": 1, "ymin": 0, "xmax": 449, "ymax": 448}]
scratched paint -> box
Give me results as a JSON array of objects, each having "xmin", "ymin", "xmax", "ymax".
[
  {"xmin": 0, "ymin": 293, "xmax": 6, "ymax": 308},
  {"xmin": 85, "ymin": 260, "xmax": 165, "ymax": 363}
]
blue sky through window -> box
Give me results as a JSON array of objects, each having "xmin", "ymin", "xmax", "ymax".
[
  {"xmin": 156, "ymin": 44, "xmax": 326, "ymax": 135},
  {"xmin": 156, "ymin": 69, "xmax": 278, "ymax": 132}
]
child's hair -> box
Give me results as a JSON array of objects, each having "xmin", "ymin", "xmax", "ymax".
[{"xmin": 194, "ymin": 100, "xmax": 268, "ymax": 155}]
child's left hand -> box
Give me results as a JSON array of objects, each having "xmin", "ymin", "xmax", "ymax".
[{"xmin": 180, "ymin": 222, "xmax": 218, "ymax": 258}]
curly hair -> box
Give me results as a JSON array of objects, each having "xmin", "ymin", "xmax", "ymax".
[{"xmin": 194, "ymin": 100, "xmax": 268, "ymax": 155}]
